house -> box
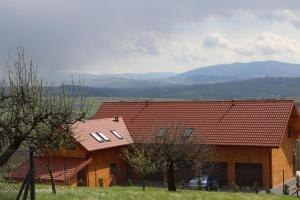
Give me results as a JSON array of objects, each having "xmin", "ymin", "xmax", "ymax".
[
  {"xmin": 94, "ymin": 100, "xmax": 300, "ymax": 188},
  {"xmin": 9, "ymin": 117, "xmax": 133, "ymax": 187},
  {"xmin": 9, "ymin": 99, "xmax": 300, "ymax": 189}
]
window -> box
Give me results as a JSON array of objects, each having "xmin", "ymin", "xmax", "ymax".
[
  {"xmin": 98, "ymin": 132, "xmax": 110, "ymax": 141},
  {"xmin": 110, "ymin": 163, "xmax": 117, "ymax": 176},
  {"xmin": 65, "ymin": 142, "xmax": 77, "ymax": 150},
  {"xmin": 111, "ymin": 130, "xmax": 124, "ymax": 139},
  {"xmin": 288, "ymin": 127, "xmax": 292, "ymax": 138},
  {"xmin": 182, "ymin": 128, "xmax": 193, "ymax": 137},
  {"xmin": 90, "ymin": 132, "xmax": 104, "ymax": 142},
  {"xmin": 159, "ymin": 128, "xmax": 168, "ymax": 136}
]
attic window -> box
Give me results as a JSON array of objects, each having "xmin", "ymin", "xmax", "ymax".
[
  {"xmin": 65, "ymin": 142, "xmax": 77, "ymax": 150},
  {"xmin": 111, "ymin": 130, "xmax": 124, "ymax": 139},
  {"xmin": 97, "ymin": 132, "xmax": 110, "ymax": 141},
  {"xmin": 159, "ymin": 128, "xmax": 168, "ymax": 136},
  {"xmin": 90, "ymin": 132, "xmax": 104, "ymax": 142},
  {"xmin": 182, "ymin": 128, "xmax": 193, "ymax": 137}
]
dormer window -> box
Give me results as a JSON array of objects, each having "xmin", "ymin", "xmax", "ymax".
[
  {"xmin": 98, "ymin": 132, "xmax": 110, "ymax": 141},
  {"xmin": 182, "ymin": 128, "xmax": 193, "ymax": 138},
  {"xmin": 111, "ymin": 130, "xmax": 124, "ymax": 139},
  {"xmin": 90, "ymin": 132, "xmax": 110, "ymax": 142},
  {"xmin": 90, "ymin": 132, "xmax": 104, "ymax": 142},
  {"xmin": 159, "ymin": 128, "xmax": 168, "ymax": 136}
]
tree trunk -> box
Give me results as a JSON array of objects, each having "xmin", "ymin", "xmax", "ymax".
[
  {"xmin": 0, "ymin": 137, "xmax": 24, "ymax": 167},
  {"xmin": 142, "ymin": 177, "xmax": 146, "ymax": 191},
  {"xmin": 167, "ymin": 160, "xmax": 176, "ymax": 191}
]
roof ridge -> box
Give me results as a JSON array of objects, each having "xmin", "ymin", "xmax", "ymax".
[{"xmin": 102, "ymin": 99, "xmax": 295, "ymax": 104}]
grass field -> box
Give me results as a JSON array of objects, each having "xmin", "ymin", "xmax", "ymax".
[{"xmin": 33, "ymin": 186, "xmax": 298, "ymax": 200}]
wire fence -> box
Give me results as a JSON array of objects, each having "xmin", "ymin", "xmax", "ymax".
[{"xmin": 0, "ymin": 149, "xmax": 35, "ymax": 200}]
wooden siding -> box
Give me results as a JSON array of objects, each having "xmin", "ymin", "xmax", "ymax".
[
  {"xmin": 49, "ymin": 144, "xmax": 86, "ymax": 158},
  {"xmin": 68, "ymin": 175, "xmax": 78, "ymax": 187},
  {"xmin": 87, "ymin": 147, "xmax": 128, "ymax": 187},
  {"xmin": 211, "ymin": 146, "xmax": 270, "ymax": 188},
  {"xmin": 271, "ymin": 120, "xmax": 297, "ymax": 187}
]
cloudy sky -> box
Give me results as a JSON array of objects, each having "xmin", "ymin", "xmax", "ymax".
[{"xmin": 1, "ymin": 0, "xmax": 300, "ymax": 76}]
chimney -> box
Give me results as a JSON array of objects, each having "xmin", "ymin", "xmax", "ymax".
[
  {"xmin": 232, "ymin": 100, "xmax": 235, "ymax": 106},
  {"xmin": 114, "ymin": 116, "xmax": 119, "ymax": 122},
  {"xmin": 145, "ymin": 101, "xmax": 149, "ymax": 107}
]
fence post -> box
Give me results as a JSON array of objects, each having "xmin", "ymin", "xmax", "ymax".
[
  {"xmin": 29, "ymin": 147, "xmax": 35, "ymax": 200},
  {"xmin": 282, "ymin": 170, "xmax": 285, "ymax": 194},
  {"xmin": 63, "ymin": 164, "xmax": 67, "ymax": 185}
]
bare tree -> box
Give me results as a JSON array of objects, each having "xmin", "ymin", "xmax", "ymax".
[
  {"xmin": 0, "ymin": 48, "xmax": 89, "ymax": 167},
  {"xmin": 122, "ymin": 143, "xmax": 160, "ymax": 190},
  {"xmin": 151, "ymin": 123, "xmax": 216, "ymax": 192},
  {"xmin": 192, "ymin": 144, "xmax": 216, "ymax": 190}
]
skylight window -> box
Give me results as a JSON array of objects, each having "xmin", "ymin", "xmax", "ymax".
[
  {"xmin": 159, "ymin": 128, "xmax": 168, "ymax": 136},
  {"xmin": 90, "ymin": 132, "xmax": 104, "ymax": 142},
  {"xmin": 111, "ymin": 130, "xmax": 124, "ymax": 139},
  {"xmin": 182, "ymin": 128, "xmax": 193, "ymax": 137},
  {"xmin": 97, "ymin": 132, "xmax": 110, "ymax": 141}
]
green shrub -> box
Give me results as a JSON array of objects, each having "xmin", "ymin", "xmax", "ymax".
[
  {"xmin": 180, "ymin": 179, "xmax": 185, "ymax": 189},
  {"xmin": 232, "ymin": 183, "xmax": 239, "ymax": 192},
  {"xmin": 265, "ymin": 188, "xmax": 271, "ymax": 194},
  {"xmin": 127, "ymin": 178, "xmax": 132, "ymax": 186},
  {"xmin": 283, "ymin": 184, "xmax": 289, "ymax": 195},
  {"xmin": 253, "ymin": 182, "xmax": 259, "ymax": 194},
  {"xmin": 212, "ymin": 180, "xmax": 219, "ymax": 191}
]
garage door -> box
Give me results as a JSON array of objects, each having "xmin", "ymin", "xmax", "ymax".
[
  {"xmin": 204, "ymin": 162, "xmax": 228, "ymax": 186},
  {"xmin": 236, "ymin": 163, "xmax": 262, "ymax": 186}
]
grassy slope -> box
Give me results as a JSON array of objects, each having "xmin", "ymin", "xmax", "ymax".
[{"xmin": 36, "ymin": 186, "xmax": 297, "ymax": 200}]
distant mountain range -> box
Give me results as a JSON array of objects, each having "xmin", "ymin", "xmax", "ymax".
[
  {"xmin": 69, "ymin": 77, "xmax": 300, "ymax": 100},
  {"xmin": 57, "ymin": 60, "xmax": 300, "ymax": 100},
  {"xmin": 66, "ymin": 60, "xmax": 300, "ymax": 88}
]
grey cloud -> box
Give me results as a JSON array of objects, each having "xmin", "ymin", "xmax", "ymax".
[
  {"xmin": 203, "ymin": 33, "xmax": 231, "ymax": 49},
  {"xmin": 0, "ymin": 0, "xmax": 300, "ymax": 76}
]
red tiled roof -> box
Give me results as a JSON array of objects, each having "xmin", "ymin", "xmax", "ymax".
[
  {"xmin": 72, "ymin": 117, "xmax": 133, "ymax": 152},
  {"xmin": 9, "ymin": 157, "xmax": 92, "ymax": 183},
  {"xmin": 94, "ymin": 100, "xmax": 298, "ymax": 147}
]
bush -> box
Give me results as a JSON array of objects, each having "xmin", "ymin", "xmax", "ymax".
[
  {"xmin": 232, "ymin": 183, "xmax": 239, "ymax": 192},
  {"xmin": 180, "ymin": 179, "xmax": 185, "ymax": 189},
  {"xmin": 265, "ymin": 188, "xmax": 271, "ymax": 194},
  {"xmin": 127, "ymin": 178, "xmax": 132, "ymax": 186},
  {"xmin": 212, "ymin": 180, "xmax": 219, "ymax": 191},
  {"xmin": 253, "ymin": 182, "xmax": 259, "ymax": 194},
  {"xmin": 283, "ymin": 184, "xmax": 289, "ymax": 195},
  {"xmin": 77, "ymin": 178, "xmax": 84, "ymax": 187}
]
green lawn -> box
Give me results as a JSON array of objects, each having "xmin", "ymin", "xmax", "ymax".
[{"xmin": 34, "ymin": 186, "xmax": 298, "ymax": 200}]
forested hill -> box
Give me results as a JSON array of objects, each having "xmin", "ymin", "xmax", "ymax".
[{"xmin": 64, "ymin": 77, "xmax": 300, "ymax": 100}]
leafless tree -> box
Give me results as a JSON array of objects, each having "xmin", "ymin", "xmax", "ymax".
[
  {"xmin": 0, "ymin": 47, "xmax": 90, "ymax": 167},
  {"xmin": 122, "ymin": 142, "xmax": 160, "ymax": 190},
  {"xmin": 150, "ymin": 123, "xmax": 216, "ymax": 191}
]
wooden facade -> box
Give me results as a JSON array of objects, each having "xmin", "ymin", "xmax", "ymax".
[
  {"xmin": 49, "ymin": 118, "xmax": 299, "ymax": 189},
  {"xmin": 50, "ymin": 146, "xmax": 128, "ymax": 187},
  {"xmin": 44, "ymin": 101, "xmax": 300, "ymax": 189}
]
